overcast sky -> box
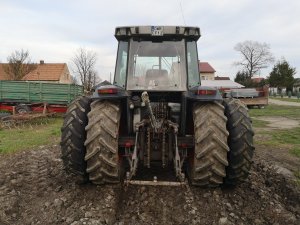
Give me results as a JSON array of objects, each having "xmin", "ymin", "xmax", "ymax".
[{"xmin": 1, "ymin": 0, "xmax": 299, "ymax": 81}]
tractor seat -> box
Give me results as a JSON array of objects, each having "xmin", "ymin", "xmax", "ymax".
[{"xmin": 145, "ymin": 69, "xmax": 169, "ymax": 86}]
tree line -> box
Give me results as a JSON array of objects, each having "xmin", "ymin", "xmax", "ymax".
[
  {"xmin": 1, "ymin": 48, "xmax": 101, "ymax": 91},
  {"xmin": 234, "ymin": 40, "xmax": 297, "ymax": 92}
]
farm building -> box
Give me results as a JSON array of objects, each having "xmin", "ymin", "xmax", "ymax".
[
  {"xmin": 199, "ymin": 62, "xmax": 216, "ymax": 80},
  {"xmin": 293, "ymin": 78, "xmax": 300, "ymax": 93},
  {"xmin": 0, "ymin": 60, "xmax": 72, "ymax": 84}
]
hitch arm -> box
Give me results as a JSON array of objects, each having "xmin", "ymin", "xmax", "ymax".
[
  {"xmin": 126, "ymin": 120, "xmax": 145, "ymax": 180},
  {"xmin": 167, "ymin": 120, "xmax": 185, "ymax": 182}
]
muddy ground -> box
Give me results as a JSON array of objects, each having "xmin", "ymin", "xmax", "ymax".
[
  {"xmin": 1, "ymin": 104, "xmax": 300, "ymax": 225},
  {"xmin": 0, "ymin": 143, "xmax": 299, "ymax": 225}
]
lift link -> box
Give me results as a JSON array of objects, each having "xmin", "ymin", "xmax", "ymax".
[
  {"xmin": 127, "ymin": 120, "xmax": 145, "ymax": 180},
  {"xmin": 167, "ymin": 121, "xmax": 185, "ymax": 182}
]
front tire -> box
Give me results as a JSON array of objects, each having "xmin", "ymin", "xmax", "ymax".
[{"xmin": 190, "ymin": 102, "xmax": 229, "ymax": 187}]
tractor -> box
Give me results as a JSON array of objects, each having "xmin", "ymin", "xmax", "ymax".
[{"xmin": 61, "ymin": 26, "xmax": 254, "ymax": 187}]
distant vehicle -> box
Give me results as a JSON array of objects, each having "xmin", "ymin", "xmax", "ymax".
[
  {"xmin": 0, "ymin": 81, "xmax": 83, "ymax": 114},
  {"xmin": 224, "ymin": 86, "xmax": 269, "ymax": 108}
]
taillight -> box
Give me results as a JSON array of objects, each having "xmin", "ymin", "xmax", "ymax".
[
  {"xmin": 98, "ymin": 88, "xmax": 118, "ymax": 94},
  {"xmin": 196, "ymin": 89, "xmax": 217, "ymax": 95},
  {"xmin": 125, "ymin": 142, "xmax": 132, "ymax": 148},
  {"xmin": 180, "ymin": 143, "xmax": 188, "ymax": 148}
]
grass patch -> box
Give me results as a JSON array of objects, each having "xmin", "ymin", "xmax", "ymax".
[
  {"xmin": 251, "ymin": 118, "xmax": 270, "ymax": 128},
  {"xmin": 271, "ymin": 127, "xmax": 300, "ymax": 145},
  {"xmin": 0, "ymin": 117, "xmax": 62, "ymax": 154},
  {"xmin": 290, "ymin": 147, "xmax": 300, "ymax": 158},
  {"xmin": 270, "ymin": 97, "xmax": 300, "ymax": 103},
  {"xmin": 253, "ymin": 124, "xmax": 300, "ymax": 158},
  {"xmin": 250, "ymin": 104, "xmax": 300, "ymax": 159},
  {"xmin": 249, "ymin": 104, "xmax": 300, "ymax": 118}
]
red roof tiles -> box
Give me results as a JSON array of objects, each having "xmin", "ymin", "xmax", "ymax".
[
  {"xmin": 23, "ymin": 63, "xmax": 67, "ymax": 81},
  {"xmin": 0, "ymin": 64, "xmax": 10, "ymax": 80},
  {"xmin": 0, "ymin": 62, "xmax": 68, "ymax": 81},
  {"xmin": 199, "ymin": 62, "xmax": 216, "ymax": 73}
]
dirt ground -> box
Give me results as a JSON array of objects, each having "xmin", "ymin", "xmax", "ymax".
[
  {"xmin": 268, "ymin": 98, "xmax": 300, "ymax": 107},
  {"xmin": 0, "ymin": 144, "xmax": 299, "ymax": 225},
  {"xmin": 2, "ymin": 100, "xmax": 299, "ymax": 225},
  {"xmin": 255, "ymin": 116, "xmax": 300, "ymax": 130}
]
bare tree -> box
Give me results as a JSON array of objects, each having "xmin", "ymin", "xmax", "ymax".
[
  {"xmin": 91, "ymin": 70, "xmax": 102, "ymax": 87},
  {"xmin": 70, "ymin": 75, "xmax": 79, "ymax": 84},
  {"xmin": 72, "ymin": 48, "xmax": 98, "ymax": 91},
  {"xmin": 234, "ymin": 41, "xmax": 274, "ymax": 77},
  {"xmin": 3, "ymin": 49, "xmax": 37, "ymax": 80},
  {"xmin": 87, "ymin": 70, "xmax": 102, "ymax": 89}
]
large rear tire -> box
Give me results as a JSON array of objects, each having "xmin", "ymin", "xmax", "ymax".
[
  {"xmin": 191, "ymin": 102, "xmax": 229, "ymax": 187},
  {"xmin": 60, "ymin": 96, "xmax": 91, "ymax": 183},
  {"xmin": 84, "ymin": 100, "xmax": 121, "ymax": 184},
  {"xmin": 223, "ymin": 98, "xmax": 255, "ymax": 185}
]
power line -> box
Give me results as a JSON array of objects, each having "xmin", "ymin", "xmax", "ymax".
[{"xmin": 179, "ymin": 1, "xmax": 186, "ymax": 25}]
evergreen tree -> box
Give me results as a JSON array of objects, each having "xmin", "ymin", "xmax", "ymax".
[
  {"xmin": 234, "ymin": 71, "xmax": 253, "ymax": 87},
  {"xmin": 267, "ymin": 59, "xmax": 296, "ymax": 92}
]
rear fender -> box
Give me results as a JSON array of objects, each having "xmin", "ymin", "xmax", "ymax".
[{"xmin": 91, "ymin": 84, "xmax": 128, "ymax": 100}]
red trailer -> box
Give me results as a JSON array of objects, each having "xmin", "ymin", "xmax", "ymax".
[{"xmin": 223, "ymin": 86, "xmax": 269, "ymax": 108}]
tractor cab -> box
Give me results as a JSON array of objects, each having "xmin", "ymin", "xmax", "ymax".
[{"xmin": 113, "ymin": 26, "xmax": 201, "ymax": 91}]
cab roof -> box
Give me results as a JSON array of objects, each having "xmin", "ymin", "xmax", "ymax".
[{"xmin": 115, "ymin": 26, "xmax": 201, "ymax": 41}]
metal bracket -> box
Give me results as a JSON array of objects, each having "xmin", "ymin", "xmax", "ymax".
[
  {"xmin": 126, "ymin": 120, "xmax": 145, "ymax": 181},
  {"xmin": 167, "ymin": 120, "xmax": 185, "ymax": 182},
  {"xmin": 125, "ymin": 177, "xmax": 187, "ymax": 187},
  {"xmin": 141, "ymin": 91, "xmax": 159, "ymax": 132}
]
